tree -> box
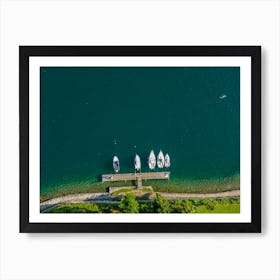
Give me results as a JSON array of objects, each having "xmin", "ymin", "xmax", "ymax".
[
  {"xmin": 202, "ymin": 199, "xmax": 216, "ymax": 210},
  {"xmin": 88, "ymin": 203, "xmax": 101, "ymax": 213},
  {"xmin": 153, "ymin": 193, "xmax": 170, "ymax": 213},
  {"xmin": 170, "ymin": 199, "xmax": 196, "ymax": 213},
  {"xmin": 139, "ymin": 202, "xmax": 154, "ymax": 213},
  {"xmin": 119, "ymin": 194, "xmax": 139, "ymax": 213}
]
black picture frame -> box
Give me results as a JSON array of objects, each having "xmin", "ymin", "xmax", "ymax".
[{"xmin": 20, "ymin": 46, "xmax": 261, "ymax": 233}]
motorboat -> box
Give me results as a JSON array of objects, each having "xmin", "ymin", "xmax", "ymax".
[
  {"xmin": 134, "ymin": 154, "xmax": 141, "ymax": 172},
  {"xmin": 148, "ymin": 150, "xmax": 156, "ymax": 170},
  {"xmin": 157, "ymin": 150, "xmax": 164, "ymax": 169},
  {"xmin": 164, "ymin": 153, "xmax": 170, "ymax": 168},
  {"xmin": 113, "ymin": 156, "xmax": 120, "ymax": 173}
]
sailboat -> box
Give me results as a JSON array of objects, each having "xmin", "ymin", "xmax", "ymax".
[
  {"xmin": 148, "ymin": 150, "xmax": 156, "ymax": 170},
  {"xmin": 164, "ymin": 153, "xmax": 170, "ymax": 168},
  {"xmin": 113, "ymin": 156, "xmax": 120, "ymax": 173},
  {"xmin": 134, "ymin": 154, "xmax": 141, "ymax": 172},
  {"xmin": 157, "ymin": 150, "xmax": 165, "ymax": 169}
]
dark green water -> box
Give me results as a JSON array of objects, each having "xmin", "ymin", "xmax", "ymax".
[{"xmin": 40, "ymin": 67, "xmax": 240, "ymax": 196}]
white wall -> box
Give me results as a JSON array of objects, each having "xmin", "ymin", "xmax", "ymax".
[{"xmin": 0, "ymin": 0, "xmax": 279, "ymax": 279}]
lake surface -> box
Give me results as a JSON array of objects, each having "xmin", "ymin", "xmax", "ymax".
[{"xmin": 40, "ymin": 67, "xmax": 240, "ymax": 197}]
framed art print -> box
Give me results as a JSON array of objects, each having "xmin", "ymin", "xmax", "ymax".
[{"xmin": 20, "ymin": 46, "xmax": 261, "ymax": 233}]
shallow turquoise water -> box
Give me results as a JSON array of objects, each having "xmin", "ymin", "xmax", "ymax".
[{"xmin": 40, "ymin": 67, "xmax": 240, "ymax": 194}]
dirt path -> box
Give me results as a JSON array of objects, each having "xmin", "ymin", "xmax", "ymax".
[{"xmin": 160, "ymin": 190, "xmax": 240, "ymax": 200}]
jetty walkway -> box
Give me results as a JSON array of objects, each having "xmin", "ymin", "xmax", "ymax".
[{"xmin": 102, "ymin": 171, "xmax": 170, "ymax": 187}]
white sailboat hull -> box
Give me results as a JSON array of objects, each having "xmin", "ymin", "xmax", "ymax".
[
  {"xmin": 113, "ymin": 156, "xmax": 120, "ymax": 173},
  {"xmin": 135, "ymin": 154, "xmax": 141, "ymax": 171},
  {"xmin": 157, "ymin": 150, "xmax": 164, "ymax": 169},
  {"xmin": 148, "ymin": 150, "xmax": 156, "ymax": 170},
  {"xmin": 164, "ymin": 154, "xmax": 170, "ymax": 168}
]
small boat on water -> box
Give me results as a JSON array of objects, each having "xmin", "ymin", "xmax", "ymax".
[
  {"xmin": 134, "ymin": 154, "xmax": 141, "ymax": 172},
  {"xmin": 157, "ymin": 150, "xmax": 164, "ymax": 169},
  {"xmin": 148, "ymin": 150, "xmax": 156, "ymax": 170},
  {"xmin": 164, "ymin": 153, "xmax": 170, "ymax": 168},
  {"xmin": 113, "ymin": 156, "xmax": 120, "ymax": 173}
]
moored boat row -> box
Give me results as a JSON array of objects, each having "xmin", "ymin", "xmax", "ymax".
[{"xmin": 112, "ymin": 150, "xmax": 171, "ymax": 173}]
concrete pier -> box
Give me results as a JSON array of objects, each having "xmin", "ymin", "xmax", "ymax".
[{"xmin": 101, "ymin": 171, "xmax": 170, "ymax": 187}]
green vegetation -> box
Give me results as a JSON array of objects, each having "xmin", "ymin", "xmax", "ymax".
[
  {"xmin": 119, "ymin": 194, "xmax": 139, "ymax": 213},
  {"xmin": 153, "ymin": 193, "xmax": 170, "ymax": 213},
  {"xmin": 49, "ymin": 195, "xmax": 240, "ymax": 214},
  {"xmin": 49, "ymin": 203, "xmax": 115, "ymax": 213},
  {"xmin": 50, "ymin": 203, "xmax": 102, "ymax": 213},
  {"xmin": 194, "ymin": 197, "xmax": 240, "ymax": 213},
  {"xmin": 197, "ymin": 204, "xmax": 240, "ymax": 213},
  {"xmin": 169, "ymin": 199, "xmax": 196, "ymax": 213},
  {"xmin": 111, "ymin": 187, "xmax": 152, "ymax": 196},
  {"xmin": 139, "ymin": 202, "xmax": 154, "ymax": 213},
  {"xmin": 140, "ymin": 187, "xmax": 153, "ymax": 193},
  {"xmin": 111, "ymin": 188, "xmax": 135, "ymax": 195}
]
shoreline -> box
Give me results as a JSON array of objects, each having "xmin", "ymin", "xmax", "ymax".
[
  {"xmin": 40, "ymin": 174, "xmax": 240, "ymax": 202},
  {"xmin": 40, "ymin": 189, "xmax": 240, "ymax": 212}
]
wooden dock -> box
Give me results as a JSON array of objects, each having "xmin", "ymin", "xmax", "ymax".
[{"xmin": 101, "ymin": 172, "xmax": 170, "ymax": 187}]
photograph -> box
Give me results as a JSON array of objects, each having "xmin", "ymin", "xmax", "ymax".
[{"xmin": 40, "ymin": 66, "xmax": 241, "ymax": 215}]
